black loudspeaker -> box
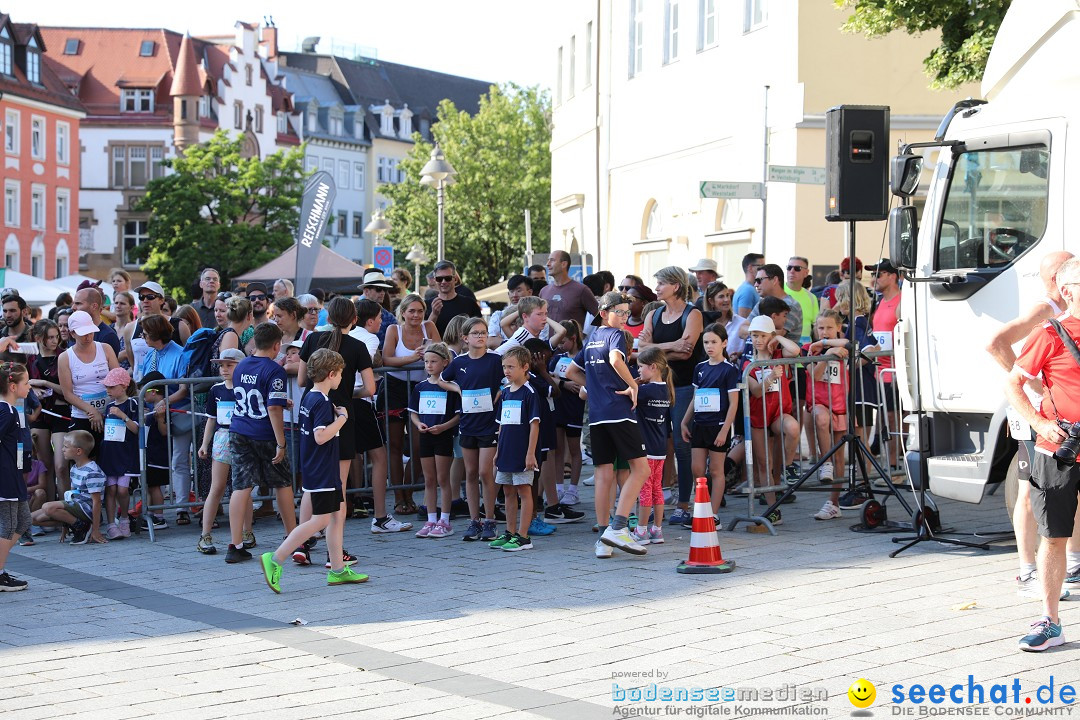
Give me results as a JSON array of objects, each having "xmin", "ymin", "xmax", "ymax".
[{"xmin": 825, "ymin": 105, "xmax": 890, "ymax": 221}]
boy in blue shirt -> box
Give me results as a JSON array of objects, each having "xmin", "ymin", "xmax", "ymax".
[
  {"xmin": 488, "ymin": 346, "xmax": 541, "ymax": 552},
  {"xmin": 227, "ymin": 323, "xmax": 295, "ymax": 564},
  {"xmin": 262, "ymin": 349, "xmax": 368, "ymax": 591}
]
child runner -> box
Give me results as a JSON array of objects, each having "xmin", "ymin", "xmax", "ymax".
[
  {"xmin": 488, "ymin": 346, "xmax": 540, "ymax": 552},
  {"xmin": 550, "ymin": 321, "xmax": 587, "ymax": 505},
  {"xmin": 227, "ymin": 322, "xmax": 296, "ymax": 563},
  {"xmin": 680, "ymin": 323, "xmax": 740, "ymax": 521},
  {"xmin": 743, "ymin": 315, "xmax": 801, "ymax": 526},
  {"xmin": 564, "ymin": 291, "xmax": 651, "ymax": 558},
  {"xmin": 261, "ymin": 349, "xmax": 368, "ymax": 591},
  {"xmin": 437, "ymin": 317, "xmax": 504, "ymax": 541},
  {"xmin": 409, "ymin": 342, "xmax": 461, "ymax": 538},
  {"xmin": 0, "ymin": 362, "xmax": 31, "ymax": 589},
  {"xmin": 804, "ymin": 310, "xmax": 849, "ymax": 520},
  {"xmin": 525, "ymin": 338, "xmax": 585, "ymax": 528},
  {"xmin": 496, "ymin": 296, "xmax": 567, "ymax": 355},
  {"xmin": 196, "ymin": 348, "xmax": 250, "ymax": 554},
  {"xmin": 99, "ymin": 367, "xmax": 139, "ymax": 539},
  {"xmin": 136, "ymin": 373, "xmax": 171, "ymax": 532},
  {"xmin": 31, "ymin": 429, "xmax": 106, "ymax": 544},
  {"xmin": 634, "ymin": 347, "xmax": 673, "ymax": 543}
]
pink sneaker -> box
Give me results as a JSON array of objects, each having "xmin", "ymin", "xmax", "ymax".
[
  {"xmin": 428, "ymin": 520, "xmax": 453, "ymax": 538},
  {"xmin": 632, "ymin": 526, "xmax": 650, "ymax": 545},
  {"xmin": 647, "ymin": 525, "xmax": 664, "ymax": 544},
  {"xmin": 415, "ymin": 521, "xmax": 437, "ymax": 538},
  {"xmin": 437, "ymin": 519, "xmax": 453, "ymax": 537},
  {"xmin": 118, "ymin": 517, "xmax": 131, "ymax": 538},
  {"xmin": 105, "ymin": 523, "xmax": 123, "ymax": 540}
]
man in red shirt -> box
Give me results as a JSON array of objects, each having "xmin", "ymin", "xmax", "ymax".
[
  {"xmin": 1007, "ymin": 256, "xmax": 1080, "ymax": 652},
  {"xmin": 867, "ymin": 259, "xmax": 902, "ymax": 465}
]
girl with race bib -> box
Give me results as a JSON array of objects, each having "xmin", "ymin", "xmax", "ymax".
[
  {"xmin": 58, "ymin": 311, "xmax": 118, "ymax": 457},
  {"xmin": 409, "ymin": 343, "xmax": 461, "ymax": 539},
  {"xmin": 549, "ymin": 320, "xmax": 586, "ymax": 506},
  {"xmin": 99, "ymin": 368, "xmax": 139, "ymax": 539},
  {"xmin": 679, "ymin": 323, "xmax": 740, "ymax": 519},
  {"xmin": 438, "ymin": 317, "xmax": 504, "ymax": 542},
  {"xmin": 196, "ymin": 348, "xmax": 251, "ymax": 555},
  {"xmin": 803, "ymin": 310, "xmax": 850, "ymax": 521}
]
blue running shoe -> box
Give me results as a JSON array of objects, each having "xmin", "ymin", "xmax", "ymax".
[
  {"xmin": 1019, "ymin": 616, "xmax": 1064, "ymax": 652},
  {"xmin": 1066, "ymin": 565, "xmax": 1080, "ymax": 586},
  {"xmin": 528, "ymin": 517, "xmax": 557, "ymax": 536},
  {"xmin": 462, "ymin": 519, "xmax": 483, "ymax": 541},
  {"xmin": 667, "ymin": 508, "xmax": 691, "ymax": 526}
]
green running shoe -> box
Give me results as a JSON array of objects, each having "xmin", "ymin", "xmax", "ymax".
[
  {"xmin": 260, "ymin": 553, "xmax": 282, "ymax": 594},
  {"xmin": 502, "ymin": 534, "xmax": 533, "ymax": 552},
  {"xmin": 327, "ymin": 566, "xmax": 369, "ymax": 585},
  {"xmin": 489, "ymin": 531, "xmax": 514, "ymax": 549}
]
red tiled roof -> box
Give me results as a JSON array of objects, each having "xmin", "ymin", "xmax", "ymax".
[
  {"xmin": 170, "ymin": 34, "xmax": 201, "ymax": 97},
  {"xmin": 0, "ymin": 19, "xmax": 85, "ymax": 114}
]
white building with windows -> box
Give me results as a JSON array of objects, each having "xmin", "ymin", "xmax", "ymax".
[
  {"xmin": 279, "ymin": 65, "xmax": 370, "ymax": 263},
  {"xmin": 551, "ymin": 1, "xmax": 977, "ymax": 283}
]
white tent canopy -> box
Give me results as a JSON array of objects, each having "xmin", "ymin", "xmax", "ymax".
[{"xmin": 0, "ymin": 269, "xmax": 71, "ymax": 305}]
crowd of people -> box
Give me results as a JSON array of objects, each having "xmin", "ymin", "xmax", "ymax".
[{"xmin": 0, "ymin": 250, "xmax": 910, "ymax": 594}]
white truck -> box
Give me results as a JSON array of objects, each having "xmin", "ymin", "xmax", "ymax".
[{"xmin": 888, "ymin": 0, "xmax": 1074, "ymax": 509}]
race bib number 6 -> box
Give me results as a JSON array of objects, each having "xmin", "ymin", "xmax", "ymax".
[{"xmin": 462, "ymin": 389, "xmax": 493, "ymax": 414}]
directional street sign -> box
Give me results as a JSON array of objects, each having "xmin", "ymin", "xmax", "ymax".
[
  {"xmin": 767, "ymin": 165, "xmax": 826, "ymax": 185},
  {"xmin": 699, "ymin": 181, "xmax": 765, "ymax": 200}
]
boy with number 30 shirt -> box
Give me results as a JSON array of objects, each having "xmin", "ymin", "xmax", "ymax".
[{"xmin": 226, "ymin": 323, "xmax": 296, "ymax": 563}]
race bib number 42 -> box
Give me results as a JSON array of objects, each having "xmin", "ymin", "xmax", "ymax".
[{"xmin": 501, "ymin": 400, "xmax": 522, "ymax": 425}]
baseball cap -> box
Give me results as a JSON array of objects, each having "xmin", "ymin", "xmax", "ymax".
[
  {"xmin": 840, "ymin": 257, "xmax": 863, "ymax": 272},
  {"xmin": 103, "ymin": 367, "xmax": 132, "ymax": 387},
  {"xmin": 866, "ymin": 259, "xmax": 898, "ymax": 275},
  {"xmin": 215, "ymin": 348, "xmax": 246, "ymax": 363},
  {"xmin": 592, "ymin": 291, "xmax": 630, "ymax": 326},
  {"xmin": 68, "ymin": 310, "xmax": 98, "ymax": 336},
  {"xmin": 134, "ymin": 281, "xmax": 165, "ymax": 297},
  {"xmin": 748, "ymin": 316, "xmax": 776, "ymax": 334},
  {"xmin": 288, "ymin": 339, "xmax": 304, "ymax": 349}
]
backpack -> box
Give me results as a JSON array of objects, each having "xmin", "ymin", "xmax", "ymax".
[{"xmin": 179, "ymin": 327, "xmax": 221, "ymax": 392}]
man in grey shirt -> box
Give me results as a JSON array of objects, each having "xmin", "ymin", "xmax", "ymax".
[{"xmin": 540, "ymin": 250, "xmax": 598, "ymax": 329}]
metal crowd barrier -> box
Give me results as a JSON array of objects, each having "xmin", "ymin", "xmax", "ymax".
[
  {"xmin": 727, "ymin": 349, "xmax": 901, "ymax": 534},
  {"xmin": 134, "ymin": 361, "xmax": 431, "ymax": 542}
]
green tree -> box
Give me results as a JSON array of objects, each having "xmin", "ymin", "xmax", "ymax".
[
  {"xmin": 836, "ymin": 0, "xmax": 1011, "ymax": 89},
  {"xmin": 380, "ymin": 83, "xmax": 551, "ymax": 291},
  {"xmin": 134, "ymin": 130, "xmax": 306, "ymax": 300}
]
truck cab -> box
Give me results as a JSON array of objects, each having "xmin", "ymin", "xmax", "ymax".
[{"xmin": 889, "ymin": 0, "xmax": 1077, "ymax": 505}]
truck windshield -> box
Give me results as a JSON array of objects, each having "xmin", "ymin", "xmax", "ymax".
[{"xmin": 936, "ymin": 145, "xmax": 1049, "ymax": 271}]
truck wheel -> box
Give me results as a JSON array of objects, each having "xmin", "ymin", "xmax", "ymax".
[{"xmin": 1004, "ymin": 454, "xmax": 1019, "ymax": 523}]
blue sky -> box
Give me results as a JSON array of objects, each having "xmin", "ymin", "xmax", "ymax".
[{"xmin": 26, "ymin": 0, "xmax": 574, "ymax": 89}]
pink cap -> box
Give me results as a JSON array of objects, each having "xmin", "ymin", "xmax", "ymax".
[{"xmin": 103, "ymin": 367, "xmax": 132, "ymax": 388}]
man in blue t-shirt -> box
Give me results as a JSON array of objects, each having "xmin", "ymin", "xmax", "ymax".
[
  {"xmin": 226, "ymin": 322, "xmax": 295, "ymax": 563},
  {"xmin": 733, "ymin": 252, "xmax": 764, "ymax": 318}
]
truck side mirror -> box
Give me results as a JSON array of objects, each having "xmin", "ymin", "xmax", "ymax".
[
  {"xmin": 890, "ymin": 154, "xmax": 923, "ymax": 198},
  {"xmin": 890, "ymin": 206, "xmax": 918, "ymax": 270}
]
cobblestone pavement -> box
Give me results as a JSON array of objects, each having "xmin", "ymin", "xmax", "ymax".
[{"xmin": 1, "ymin": 475, "xmax": 1077, "ymax": 719}]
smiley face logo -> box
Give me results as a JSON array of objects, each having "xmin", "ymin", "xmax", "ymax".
[{"xmin": 848, "ymin": 679, "xmax": 876, "ymax": 709}]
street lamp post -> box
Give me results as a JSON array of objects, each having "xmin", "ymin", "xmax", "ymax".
[
  {"xmin": 405, "ymin": 244, "xmax": 429, "ymax": 294},
  {"xmin": 364, "ymin": 210, "xmax": 391, "ymax": 267},
  {"xmin": 420, "ymin": 143, "xmax": 457, "ymax": 262}
]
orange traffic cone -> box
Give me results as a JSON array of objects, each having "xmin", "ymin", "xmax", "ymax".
[{"xmin": 677, "ymin": 477, "xmax": 735, "ymax": 574}]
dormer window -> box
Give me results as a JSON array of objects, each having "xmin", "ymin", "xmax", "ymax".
[
  {"xmin": 0, "ymin": 27, "xmax": 10, "ymax": 76},
  {"xmin": 139, "ymin": 40, "xmax": 154, "ymax": 57},
  {"xmin": 330, "ymin": 114, "xmax": 343, "ymax": 136},
  {"xmin": 398, "ymin": 104, "xmax": 413, "ymax": 139},
  {"xmin": 380, "ymin": 102, "xmax": 394, "ymax": 136},
  {"xmin": 354, "ymin": 112, "xmax": 363, "ymax": 140},
  {"xmin": 121, "ymin": 89, "xmax": 154, "ymax": 113},
  {"xmin": 63, "ymin": 38, "xmax": 79, "ymax": 55},
  {"xmin": 277, "ymin": 111, "xmax": 287, "ymax": 134},
  {"xmin": 25, "ymin": 35, "xmax": 39, "ymax": 84},
  {"xmin": 307, "ymin": 110, "xmax": 317, "ymax": 133}
]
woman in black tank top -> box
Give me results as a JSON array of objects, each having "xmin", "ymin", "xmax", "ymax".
[{"xmin": 637, "ymin": 266, "xmax": 704, "ymax": 519}]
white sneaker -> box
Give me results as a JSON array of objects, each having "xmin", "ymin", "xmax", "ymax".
[
  {"xmin": 595, "ymin": 539, "xmax": 613, "ymax": 559},
  {"xmin": 818, "ymin": 461, "xmax": 834, "ymax": 484},
  {"xmin": 371, "ymin": 515, "xmax": 413, "ymax": 533},
  {"xmin": 1017, "ymin": 571, "xmax": 1071, "ymax": 600},
  {"xmin": 581, "ymin": 475, "xmax": 595, "ymax": 487},
  {"xmin": 600, "ymin": 526, "xmax": 648, "ymax": 555},
  {"xmin": 560, "ymin": 486, "xmax": 580, "ymax": 505},
  {"xmin": 813, "ymin": 501, "xmax": 842, "ymax": 521}
]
